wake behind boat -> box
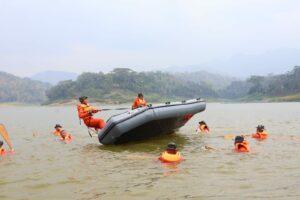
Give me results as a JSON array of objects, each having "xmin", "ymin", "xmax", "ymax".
[{"xmin": 98, "ymin": 98, "xmax": 206, "ymax": 145}]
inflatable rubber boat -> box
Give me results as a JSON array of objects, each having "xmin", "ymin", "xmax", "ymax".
[{"xmin": 98, "ymin": 98, "xmax": 206, "ymax": 145}]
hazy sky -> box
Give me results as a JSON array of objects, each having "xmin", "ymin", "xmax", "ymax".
[{"xmin": 1, "ymin": 0, "xmax": 300, "ymax": 76}]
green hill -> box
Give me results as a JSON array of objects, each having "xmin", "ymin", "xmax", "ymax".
[
  {"xmin": 174, "ymin": 71, "xmax": 238, "ymax": 90},
  {"xmin": 46, "ymin": 68, "xmax": 218, "ymax": 104},
  {"xmin": 220, "ymin": 66, "xmax": 300, "ymax": 101},
  {"xmin": 2, "ymin": 66, "xmax": 300, "ymax": 104},
  {"xmin": 0, "ymin": 71, "xmax": 50, "ymax": 103}
]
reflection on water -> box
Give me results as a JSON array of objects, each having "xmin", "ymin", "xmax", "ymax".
[
  {"xmin": 97, "ymin": 133, "xmax": 188, "ymax": 153},
  {"xmin": 0, "ymin": 103, "xmax": 300, "ymax": 199}
]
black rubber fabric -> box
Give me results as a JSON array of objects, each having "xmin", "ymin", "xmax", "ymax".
[{"xmin": 98, "ymin": 99, "xmax": 206, "ymax": 145}]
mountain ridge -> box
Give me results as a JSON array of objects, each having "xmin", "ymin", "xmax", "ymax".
[
  {"xmin": 30, "ymin": 70, "xmax": 78, "ymax": 85},
  {"xmin": 0, "ymin": 71, "xmax": 50, "ymax": 103},
  {"xmin": 165, "ymin": 49, "xmax": 300, "ymax": 77}
]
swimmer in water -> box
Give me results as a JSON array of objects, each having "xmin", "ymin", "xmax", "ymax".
[
  {"xmin": 0, "ymin": 124, "xmax": 14, "ymax": 152},
  {"xmin": 53, "ymin": 124, "xmax": 63, "ymax": 136},
  {"xmin": 252, "ymin": 125, "xmax": 268, "ymax": 140},
  {"xmin": 234, "ymin": 135, "xmax": 250, "ymax": 152},
  {"xmin": 196, "ymin": 121, "xmax": 210, "ymax": 133},
  {"xmin": 159, "ymin": 142, "xmax": 183, "ymax": 163},
  {"xmin": 60, "ymin": 130, "xmax": 72, "ymax": 142},
  {"xmin": 0, "ymin": 140, "xmax": 5, "ymax": 155}
]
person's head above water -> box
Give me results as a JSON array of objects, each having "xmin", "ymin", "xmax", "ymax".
[
  {"xmin": 234, "ymin": 135, "xmax": 250, "ymax": 152},
  {"xmin": 138, "ymin": 93, "xmax": 144, "ymax": 99},
  {"xmin": 199, "ymin": 121, "xmax": 207, "ymax": 125},
  {"xmin": 198, "ymin": 121, "xmax": 209, "ymax": 132},
  {"xmin": 0, "ymin": 140, "xmax": 3, "ymax": 148},
  {"xmin": 166, "ymin": 142, "xmax": 178, "ymax": 154},
  {"xmin": 256, "ymin": 125, "xmax": 265, "ymax": 132},
  {"xmin": 55, "ymin": 124, "xmax": 62, "ymax": 131},
  {"xmin": 60, "ymin": 130, "xmax": 67, "ymax": 139},
  {"xmin": 79, "ymin": 96, "xmax": 88, "ymax": 104},
  {"xmin": 234, "ymin": 136, "xmax": 245, "ymax": 145}
]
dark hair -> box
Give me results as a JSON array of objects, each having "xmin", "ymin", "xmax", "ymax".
[
  {"xmin": 199, "ymin": 121, "xmax": 206, "ymax": 125},
  {"xmin": 79, "ymin": 96, "xmax": 88, "ymax": 103},
  {"xmin": 0, "ymin": 140, "xmax": 3, "ymax": 147},
  {"xmin": 234, "ymin": 136, "xmax": 244, "ymax": 144},
  {"xmin": 167, "ymin": 142, "xmax": 177, "ymax": 150},
  {"xmin": 166, "ymin": 142, "xmax": 177, "ymax": 154},
  {"xmin": 256, "ymin": 125, "xmax": 265, "ymax": 132},
  {"xmin": 138, "ymin": 93, "xmax": 143, "ymax": 98},
  {"xmin": 55, "ymin": 124, "xmax": 62, "ymax": 128}
]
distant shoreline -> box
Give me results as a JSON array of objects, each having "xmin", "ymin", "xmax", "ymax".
[{"xmin": 1, "ymin": 95, "xmax": 300, "ymax": 107}]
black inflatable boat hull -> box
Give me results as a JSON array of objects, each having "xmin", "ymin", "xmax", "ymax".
[{"xmin": 98, "ymin": 99, "xmax": 206, "ymax": 145}]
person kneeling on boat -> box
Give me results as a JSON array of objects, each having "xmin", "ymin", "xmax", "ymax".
[
  {"xmin": 252, "ymin": 125, "xmax": 268, "ymax": 140},
  {"xmin": 196, "ymin": 121, "xmax": 210, "ymax": 133},
  {"xmin": 234, "ymin": 136, "xmax": 250, "ymax": 152},
  {"xmin": 159, "ymin": 142, "xmax": 183, "ymax": 163},
  {"xmin": 77, "ymin": 96, "xmax": 106, "ymax": 131},
  {"xmin": 0, "ymin": 124, "xmax": 14, "ymax": 152},
  {"xmin": 132, "ymin": 93, "xmax": 147, "ymax": 109}
]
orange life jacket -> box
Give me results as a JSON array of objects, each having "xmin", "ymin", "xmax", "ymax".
[
  {"xmin": 0, "ymin": 148, "xmax": 6, "ymax": 155},
  {"xmin": 252, "ymin": 131, "xmax": 268, "ymax": 140},
  {"xmin": 132, "ymin": 98, "xmax": 147, "ymax": 109},
  {"xmin": 53, "ymin": 130, "xmax": 61, "ymax": 136},
  {"xmin": 159, "ymin": 151, "xmax": 183, "ymax": 163},
  {"xmin": 77, "ymin": 103, "xmax": 94, "ymax": 120},
  {"xmin": 235, "ymin": 141, "xmax": 250, "ymax": 152}
]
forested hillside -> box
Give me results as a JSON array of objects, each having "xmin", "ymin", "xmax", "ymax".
[
  {"xmin": 220, "ymin": 66, "xmax": 300, "ymax": 101},
  {"xmin": 0, "ymin": 71, "xmax": 50, "ymax": 103},
  {"xmin": 1, "ymin": 66, "xmax": 300, "ymax": 104},
  {"xmin": 46, "ymin": 68, "xmax": 218, "ymax": 103},
  {"xmin": 174, "ymin": 71, "xmax": 237, "ymax": 90}
]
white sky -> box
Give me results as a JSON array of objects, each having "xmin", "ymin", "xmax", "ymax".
[{"xmin": 1, "ymin": 0, "xmax": 300, "ymax": 76}]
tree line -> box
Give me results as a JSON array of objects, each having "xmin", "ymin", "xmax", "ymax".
[
  {"xmin": 219, "ymin": 66, "xmax": 300, "ymax": 101},
  {"xmin": 0, "ymin": 71, "xmax": 50, "ymax": 103},
  {"xmin": 46, "ymin": 68, "xmax": 217, "ymax": 103},
  {"xmin": 1, "ymin": 66, "xmax": 300, "ymax": 104}
]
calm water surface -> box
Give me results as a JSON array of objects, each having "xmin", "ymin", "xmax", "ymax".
[{"xmin": 0, "ymin": 103, "xmax": 300, "ymax": 200}]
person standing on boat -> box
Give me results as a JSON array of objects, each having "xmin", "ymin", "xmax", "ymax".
[
  {"xmin": 0, "ymin": 124, "xmax": 14, "ymax": 152},
  {"xmin": 77, "ymin": 96, "xmax": 106, "ymax": 131},
  {"xmin": 132, "ymin": 93, "xmax": 147, "ymax": 109}
]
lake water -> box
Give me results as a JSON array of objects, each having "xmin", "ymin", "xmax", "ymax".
[{"xmin": 0, "ymin": 103, "xmax": 300, "ymax": 199}]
